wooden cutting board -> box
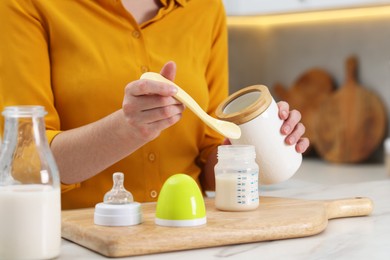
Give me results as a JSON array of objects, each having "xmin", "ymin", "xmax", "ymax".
[
  {"xmin": 62, "ymin": 196, "xmax": 373, "ymax": 257},
  {"xmin": 313, "ymin": 56, "xmax": 387, "ymax": 163}
]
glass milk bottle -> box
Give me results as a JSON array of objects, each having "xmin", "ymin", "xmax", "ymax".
[
  {"xmin": 0, "ymin": 106, "xmax": 61, "ymax": 259},
  {"xmin": 214, "ymin": 145, "xmax": 259, "ymax": 211}
]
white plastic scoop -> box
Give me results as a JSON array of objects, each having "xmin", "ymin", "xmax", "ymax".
[{"xmin": 140, "ymin": 72, "xmax": 241, "ymax": 139}]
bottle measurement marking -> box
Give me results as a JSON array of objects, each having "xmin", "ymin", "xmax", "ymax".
[{"xmin": 236, "ymin": 172, "xmax": 258, "ymax": 205}]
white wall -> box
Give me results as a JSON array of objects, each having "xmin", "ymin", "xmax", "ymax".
[
  {"xmin": 223, "ymin": 0, "xmax": 390, "ymax": 15},
  {"xmin": 227, "ymin": 16, "xmax": 390, "ymax": 138}
]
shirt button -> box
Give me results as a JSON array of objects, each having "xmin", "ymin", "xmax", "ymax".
[
  {"xmin": 150, "ymin": 190, "xmax": 158, "ymax": 198},
  {"xmin": 148, "ymin": 153, "xmax": 156, "ymax": 162},
  {"xmin": 141, "ymin": 65, "xmax": 149, "ymax": 73},
  {"xmin": 132, "ymin": 30, "xmax": 141, "ymax": 38}
]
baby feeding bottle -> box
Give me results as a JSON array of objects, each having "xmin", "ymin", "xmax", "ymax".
[
  {"xmin": 0, "ymin": 106, "xmax": 61, "ymax": 259},
  {"xmin": 94, "ymin": 172, "xmax": 142, "ymax": 226},
  {"xmin": 215, "ymin": 145, "xmax": 259, "ymax": 211},
  {"xmin": 216, "ymin": 85, "xmax": 302, "ymax": 185}
]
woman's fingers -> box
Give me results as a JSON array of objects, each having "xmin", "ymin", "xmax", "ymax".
[
  {"xmin": 160, "ymin": 61, "xmax": 176, "ymax": 81},
  {"xmin": 281, "ymin": 109, "xmax": 302, "ymax": 136},
  {"xmin": 277, "ymin": 101, "xmax": 310, "ymax": 153},
  {"xmin": 277, "ymin": 101, "xmax": 290, "ymax": 121},
  {"xmin": 126, "ymin": 79, "xmax": 177, "ymax": 97},
  {"xmin": 121, "ymin": 62, "xmax": 185, "ymax": 142},
  {"xmin": 296, "ymin": 137, "xmax": 310, "ymax": 153},
  {"xmin": 285, "ymin": 122, "xmax": 305, "ymax": 145}
]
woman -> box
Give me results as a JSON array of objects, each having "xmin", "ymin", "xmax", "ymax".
[{"xmin": 0, "ymin": 0, "xmax": 309, "ymax": 209}]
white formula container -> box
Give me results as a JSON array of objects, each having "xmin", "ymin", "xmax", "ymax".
[{"xmin": 216, "ymin": 85, "xmax": 302, "ymax": 185}]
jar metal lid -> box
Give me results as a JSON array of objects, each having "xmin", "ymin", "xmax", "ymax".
[
  {"xmin": 2, "ymin": 106, "xmax": 47, "ymax": 117},
  {"xmin": 215, "ymin": 85, "xmax": 272, "ymax": 125},
  {"xmin": 217, "ymin": 145, "xmax": 256, "ymax": 159}
]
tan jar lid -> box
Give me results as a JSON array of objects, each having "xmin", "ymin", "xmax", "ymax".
[{"xmin": 216, "ymin": 85, "xmax": 272, "ymax": 125}]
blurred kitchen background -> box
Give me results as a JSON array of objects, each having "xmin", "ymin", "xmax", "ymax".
[{"xmin": 223, "ymin": 0, "xmax": 390, "ymax": 164}]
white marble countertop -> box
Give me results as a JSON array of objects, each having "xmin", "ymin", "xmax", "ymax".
[{"xmin": 59, "ymin": 159, "xmax": 390, "ymax": 260}]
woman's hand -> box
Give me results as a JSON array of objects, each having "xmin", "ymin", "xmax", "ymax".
[
  {"xmin": 122, "ymin": 61, "xmax": 185, "ymax": 142},
  {"xmin": 277, "ymin": 101, "xmax": 310, "ymax": 153},
  {"xmin": 53, "ymin": 61, "xmax": 185, "ymax": 185}
]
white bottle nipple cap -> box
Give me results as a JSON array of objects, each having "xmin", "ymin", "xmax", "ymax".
[{"xmin": 94, "ymin": 172, "xmax": 142, "ymax": 226}]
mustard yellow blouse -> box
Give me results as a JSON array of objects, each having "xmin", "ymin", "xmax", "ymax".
[{"xmin": 0, "ymin": 0, "xmax": 228, "ymax": 209}]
